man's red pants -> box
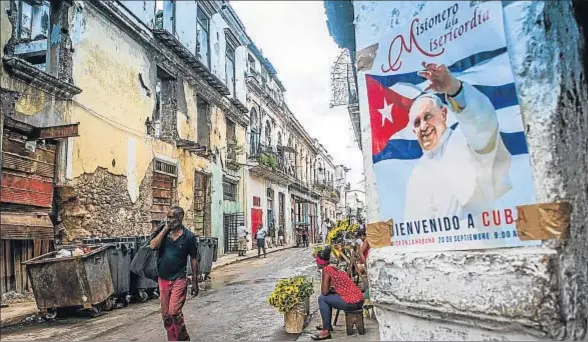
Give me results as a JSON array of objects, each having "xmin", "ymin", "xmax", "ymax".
[{"xmin": 158, "ymin": 277, "xmax": 190, "ymax": 341}]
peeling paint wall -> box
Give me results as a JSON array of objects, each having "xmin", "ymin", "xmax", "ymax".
[
  {"xmin": 52, "ymin": 2, "xmax": 219, "ymax": 241},
  {"xmin": 353, "ymin": 1, "xmax": 587, "ymax": 340}
]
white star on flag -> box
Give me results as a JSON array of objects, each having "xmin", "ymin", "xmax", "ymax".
[{"xmin": 378, "ymin": 98, "xmax": 394, "ymax": 126}]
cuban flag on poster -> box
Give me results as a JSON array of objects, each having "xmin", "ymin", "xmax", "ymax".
[{"xmin": 361, "ymin": 1, "xmax": 539, "ymax": 251}]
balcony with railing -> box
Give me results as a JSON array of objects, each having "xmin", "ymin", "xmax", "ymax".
[
  {"xmin": 313, "ymin": 180, "xmax": 340, "ymax": 203},
  {"xmin": 249, "ymin": 143, "xmax": 296, "ymax": 185},
  {"xmin": 226, "ymin": 139, "xmax": 244, "ymax": 171}
]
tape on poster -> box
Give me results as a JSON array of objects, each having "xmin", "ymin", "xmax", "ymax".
[
  {"xmin": 356, "ymin": 43, "xmax": 379, "ymax": 72},
  {"xmin": 366, "ymin": 219, "xmax": 393, "ymax": 248},
  {"xmin": 515, "ymin": 202, "xmax": 572, "ymax": 241}
]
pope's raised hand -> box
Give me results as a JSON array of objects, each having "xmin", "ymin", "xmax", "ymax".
[{"xmin": 417, "ymin": 62, "xmax": 461, "ymax": 95}]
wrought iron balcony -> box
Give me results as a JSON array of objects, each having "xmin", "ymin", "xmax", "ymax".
[{"xmin": 249, "ymin": 143, "xmax": 296, "ymax": 184}]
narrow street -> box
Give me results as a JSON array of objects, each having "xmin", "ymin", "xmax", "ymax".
[{"xmin": 0, "ymin": 248, "xmax": 318, "ymax": 341}]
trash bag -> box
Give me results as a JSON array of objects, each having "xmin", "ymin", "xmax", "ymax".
[{"xmin": 130, "ymin": 243, "xmax": 159, "ymax": 281}]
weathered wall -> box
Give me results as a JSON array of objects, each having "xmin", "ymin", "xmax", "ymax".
[
  {"xmin": 59, "ymin": 3, "xmax": 216, "ymax": 240},
  {"xmin": 357, "ymin": 1, "xmax": 587, "ymax": 340}
]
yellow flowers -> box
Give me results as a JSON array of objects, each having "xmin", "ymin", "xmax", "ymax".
[
  {"xmin": 268, "ymin": 276, "xmax": 313, "ymax": 313},
  {"xmin": 326, "ymin": 220, "xmax": 360, "ymax": 245}
]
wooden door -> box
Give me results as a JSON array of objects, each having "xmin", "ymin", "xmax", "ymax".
[{"xmin": 251, "ymin": 208, "xmax": 262, "ymax": 248}]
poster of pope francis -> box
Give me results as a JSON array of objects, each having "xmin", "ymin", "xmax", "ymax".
[{"xmin": 358, "ymin": 1, "xmax": 539, "ymax": 251}]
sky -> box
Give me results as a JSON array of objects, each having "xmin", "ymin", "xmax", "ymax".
[{"xmin": 230, "ymin": 0, "xmax": 365, "ymax": 191}]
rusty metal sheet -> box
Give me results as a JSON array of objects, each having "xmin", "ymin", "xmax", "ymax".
[
  {"xmin": 1, "ymin": 172, "xmax": 53, "ymax": 193},
  {"xmin": 3, "ymin": 137, "xmax": 56, "ymax": 164},
  {"xmin": 0, "ymin": 174, "xmax": 53, "ymax": 208},
  {"xmin": 0, "ymin": 212, "xmax": 53, "ymax": 240},
  {"xmin": 32, "ymin": 123, "xmax": 79, "ymax": 140},
  {"xmin": 2, "ymin": 153, "xmax": 55, "ymax": 178}
]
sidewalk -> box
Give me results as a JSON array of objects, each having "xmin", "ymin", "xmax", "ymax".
[
  {"xmin": 0, "ymin": 244, "xmax": 295, "ymax": 328},
  {"xmin": 211, "ymin": 244, "xmax": 294, "ymax": 270}
]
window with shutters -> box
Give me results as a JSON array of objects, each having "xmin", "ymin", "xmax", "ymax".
[
  {"xmin": 14, "ymin": 0, "xmax": 50, "ymax": 70},
  {"xmin": 223, "ymin": 181, "xmax": 237, "ymax": 202},
  {"xmin": 151, "ymin": 159, "xmax": 178, "ymax": 225},
  {"xmin": 196, "ymin": 8, "xmax": 210, "ymax": 69}
]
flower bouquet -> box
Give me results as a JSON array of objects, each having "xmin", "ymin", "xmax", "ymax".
[{"xmin": 268, "ymin": 276, "xmax": 314, "ymax": 333}]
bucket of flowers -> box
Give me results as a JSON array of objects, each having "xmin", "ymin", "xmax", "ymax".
[{"xmin": 268, "ymin": 276, "xmax": 314, "ymax": 333}]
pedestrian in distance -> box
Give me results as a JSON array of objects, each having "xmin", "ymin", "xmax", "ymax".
[
  {"xmin": 321, "ymin": 219, "xmax": 330, "ymax": 244},
  {"xmin": 278, "ymin": 226, "xmax": 285, "ymax": 246},
  {"xmin": 237, "ymin": 222, "xmax": 248, "ymax": 257},
  {"xmin": 255, "ymin": 224, "xmax": 267, "ymax": 258},
  {"xmin": 150, "ymin": 206, "xmax": 198, "ymax": 341},
  {"xmin": 268, "ymin": 221, "xmax": 276, "ymax": 248},
  {"xmin": 302, "ymin": 225, "xmax": 309, "ymax": 248}
]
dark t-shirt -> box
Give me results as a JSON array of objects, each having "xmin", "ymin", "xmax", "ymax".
[{"xmin": 155, "ymin": 226, "xmax": 198, "ymax": 281}]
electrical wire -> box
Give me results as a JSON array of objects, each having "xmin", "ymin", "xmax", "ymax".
[{"xmin": 68, "ymin": 99, "xmax": 151, "ymax": 139}]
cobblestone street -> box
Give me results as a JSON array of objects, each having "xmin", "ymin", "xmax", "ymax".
[{"xmin": 0, "ymin": 247, "xmax": 319, "ymax": 341}]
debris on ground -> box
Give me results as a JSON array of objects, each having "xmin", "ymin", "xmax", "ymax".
[{"xmin": 1, "ymin": 291, "xmax": 35, "ymax": 306}]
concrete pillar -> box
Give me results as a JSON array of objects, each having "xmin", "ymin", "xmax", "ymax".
[{"xmin": 360, "ymin": 1, "xmax": 587, "ymax": 340}]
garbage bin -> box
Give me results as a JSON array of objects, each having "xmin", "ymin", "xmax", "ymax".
[
  {"xmin": 81, "ymin": 239, "xmax": 134, "ymax": 309},
  {"xmin": 103, "ymin": 243, "xmax": 133, "ymax": 307},
  {"xmin": 187, "ymin": 237, "xmax": 218, "ymax": 279},
  {"xmin": 23, "ymin": 245, "xmax": 114, "ymax": 318}
]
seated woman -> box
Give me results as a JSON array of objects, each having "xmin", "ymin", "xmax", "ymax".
[{"xmin": 313, "ymin": 246, "xmax": 364, "ymax": 340}]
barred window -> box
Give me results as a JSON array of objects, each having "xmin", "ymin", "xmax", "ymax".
[
  {"xmin": 155, "ymin": 159, "xmax": 177, "ymax": 177},
  {"xmin": 223, "ymin": 181, "xmax": 237, "ymax": 201},
  {"xmin": 253, "ymin": 196, "xmax": 261, "ymax": 207}
]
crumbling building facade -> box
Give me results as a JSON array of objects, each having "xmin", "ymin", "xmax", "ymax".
[{"xmin": 0, "ymin": 0, "xmax": 251, "ymax": 293}]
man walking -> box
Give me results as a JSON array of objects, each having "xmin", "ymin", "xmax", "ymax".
[
  {"xmin": 150, "ymin": 207, "xmax": 198, "ymax": 341},
  {"xmin": 255, "ymin": 224, "xmax": 267, "ymax": 258}
]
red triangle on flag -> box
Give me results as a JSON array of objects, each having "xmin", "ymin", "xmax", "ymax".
[{"xmin": 365, "ymin": 75, "xmax": 415, "ymax": 156}]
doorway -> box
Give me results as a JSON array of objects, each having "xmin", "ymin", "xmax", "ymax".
[
  {"xmin": 194, "ymin": 171, "xmax": 211, "ymax": 236},
  {"xmin": 223, "ymin": 212, "xmax": 244, "ymax": 254}
]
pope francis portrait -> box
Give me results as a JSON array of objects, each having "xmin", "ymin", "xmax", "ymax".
[{"xmin": 403, "ymin": 62, "xmax": 513, "ymax": 222}]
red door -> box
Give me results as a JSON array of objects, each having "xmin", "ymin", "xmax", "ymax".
[{"xmin": 251, "ymin": 208, "xmax": 263, "ymax": 247}]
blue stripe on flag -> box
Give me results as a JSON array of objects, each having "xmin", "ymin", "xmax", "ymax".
[
  {"xmin": 372, "ymin": 124, "xmax": 529, "ymax": 163},
  {"xmin": 369, "ymin": 47, "xmax": 507, "ymax": 86},
  {"xmin": 440, "ymin": 83, "xmax": 519, "ymax": 111},
  {"xmin": 371, "ymin": 75, "xmax": 518, "ymax": 111}
]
